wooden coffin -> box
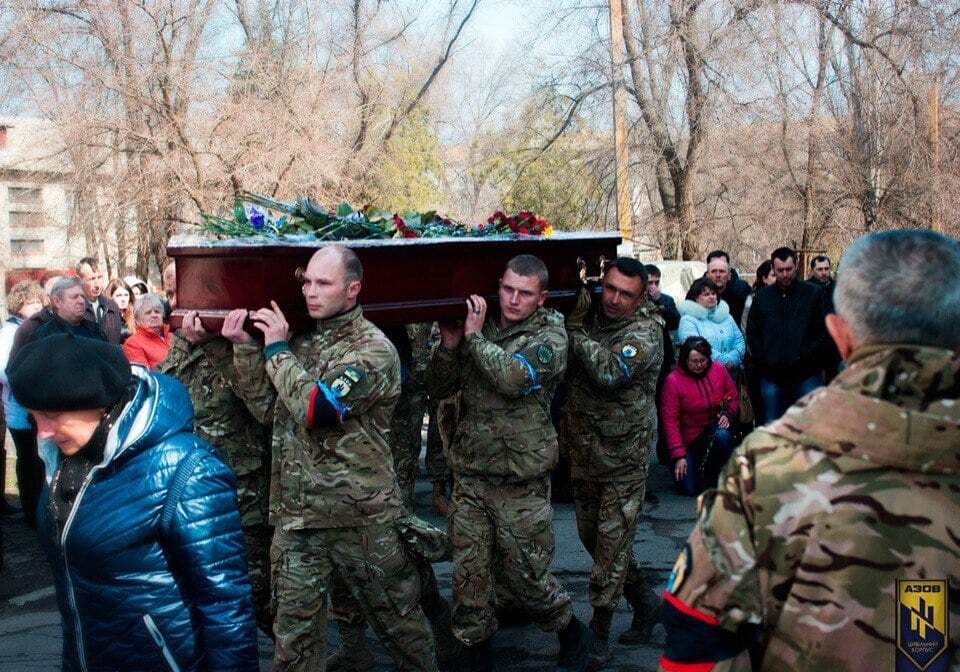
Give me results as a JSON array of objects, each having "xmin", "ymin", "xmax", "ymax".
[{"xmin": 166, "ymin": 232, "xmax": 621, "ymax": 333}]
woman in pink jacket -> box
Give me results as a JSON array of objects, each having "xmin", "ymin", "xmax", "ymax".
[{"xmin": 660, "ymin": 336, "xmax": 739, "ymax": 495}]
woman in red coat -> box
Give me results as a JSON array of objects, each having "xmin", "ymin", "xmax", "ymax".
[
  {"xmin": 660, "ymin": 336, "xmax": 739, "ymax": 495},
  {"xmin": 122, "ymin": 293, "xmax": 172, "ymax": 369}
]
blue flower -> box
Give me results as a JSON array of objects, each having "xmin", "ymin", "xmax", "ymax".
[{"xmin": 248, "ymin": 206, "xmax": 266, "ymax": 231}]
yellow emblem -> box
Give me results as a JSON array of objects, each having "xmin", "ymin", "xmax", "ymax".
[
  {"xmin": 667, "ymin": 544, "xmax": 691, "ymax": 595},
  {"xmin": 896, "ymin": 579, "xmax": 949, "ymax": 671}
]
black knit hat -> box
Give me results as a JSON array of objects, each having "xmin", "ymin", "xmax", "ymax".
[{"xmin": 6, "ymin": 334, "xmax": 132, "ymax": 411}]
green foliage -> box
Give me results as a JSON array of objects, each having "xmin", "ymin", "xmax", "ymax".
[
  {"xmin": 493, "ymin": 96, "xmax": 608, "ymax": 231},
  {"xmin": 367, "ymin": 106, "xmax": 445, "ymax": 212}
]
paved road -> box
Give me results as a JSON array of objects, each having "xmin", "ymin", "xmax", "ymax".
[{"xmin": 0, "ymin": 462, "xmax": 695, "ymax": 671}]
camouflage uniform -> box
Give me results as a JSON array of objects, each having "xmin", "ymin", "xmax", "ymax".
[
  {"xmin": 426, "ymin": 307, "xmax": 572, "ymax": 646},
  {"xmin": 392, "ymin": 323, "xmax": 433, "ymax": 510},
  {"xmin": 232, "ymin": 306, "xmax": 437, "ymax": 672},
  {"xmin": 660, "ymin": 345, "xmax": 960, "ymax": 671},
  {"xmin": 562, "ymin": 299, "xmax": 663, "ymax": 610},
  {"xmin": 158, "ymin": 333, "xmax": 274, "ymax": 636}
]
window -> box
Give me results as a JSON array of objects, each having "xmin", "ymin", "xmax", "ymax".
[
  {"xmin": 9, "ymin": 211, "xmax": 45, "ymax": 229},
  {"xmin": 10, "ymin": 239, "xmax": 44, "ymax": 256},
  {"xmin": 8, "ymin": 187, "xmax": 41, "ymax": 206}
]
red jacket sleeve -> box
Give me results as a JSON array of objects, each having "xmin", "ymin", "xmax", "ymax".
[
  {"xmin": 660, "ymin": 372, "xmax": 686, "ymax": 461},
  {"xmin": 122, "ymin": 338, "xmax": 147, "ymax": 367}
]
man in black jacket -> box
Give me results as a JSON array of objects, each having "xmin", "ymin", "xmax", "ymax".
[
  {"xmin": 77, "ymin": 257, "xmax": 123, "ymax": 344},
  {"xmin": 644, "ymin": 265, "xmax": 679, "ymax": 466},
  {"xmin": 705, "ymin": 250, "xmax": 752, "ymax": 326},
  {"xmin": 746, "ymin": 247, "xmax": 830, "ymax": 423},
  {"xmin": 11, "ymin": 277, "xmax": 107, "ymax": 360}
]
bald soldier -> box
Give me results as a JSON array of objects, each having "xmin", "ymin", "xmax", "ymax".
[
  {"xmin": 222, "ymin": 246, "xmax": 437, "ymax": 672},
  {"xmin": 659, "ymin": 229, "xmax": 960, "ymax": 672}
]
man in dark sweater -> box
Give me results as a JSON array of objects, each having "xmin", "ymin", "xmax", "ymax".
[
  {"xmin": 645, "ymin": 264, "xmax": 680, "ymax": 466},
  {"xmin": 746, "ymin": 247, "xmax": 830, "ymax": 423},
  {"xmin": 705, "ymin": 250, "xmax": 752, "ymax": 326},
  {"xmin": 809, "ymin": 254, "xmax": 841, "ymax": 381},
  {"xmin": 76, "ymin": 257, "xmax": 123, "ymax": 344},
  {"xmin": 11, "ymin": 277, "xmax": 107, "ymax": 360}
]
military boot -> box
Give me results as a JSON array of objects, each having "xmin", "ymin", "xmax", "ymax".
[
  {"xmin": 327, "ymin": 622, "xmax": 375, "ymax": 672},
  {"xmin": 556, "ymin": 614, "xmax": 593, "ymax": 672},
  {"xmin": 618, "ymin": 582, "xmax": 661, "ymax": 645},
  {"xmin": 421, "ymin": 591, "xmax": 463, "ymax": 670},
  {"xmin": 587, "ymin": 607, "xmax": 614, "ymax": 670},
  {"xmin": 461, "ymin": 638, "xmax": 493, "ymax": 672}
]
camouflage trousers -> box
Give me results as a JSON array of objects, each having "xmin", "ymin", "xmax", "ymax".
[
  {"xmin": 450, "ymin": 475, "xmax": 572, "ymax": 645},
  {"xmin": 572, "ymin": 478, "xmax": 646, "ymax": 610},
  {"xmin": 243, "ymin": 523, "xmax": 275, "ymax": 639},
  {"xmin": 270, "ymin": 524, "xmax": 438, "ymax": 672},
  {"xmin": 330, "ymin": 548, "xmax": 443, "ymax": 627},
  {"xmin": 391, "ymin": 380, "xmax": 428, "ymax": 511}
]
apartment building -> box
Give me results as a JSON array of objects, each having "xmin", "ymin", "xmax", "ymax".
[{"xmin": 0, "ymin": 117, "xmax": 87, "ymax": 314}]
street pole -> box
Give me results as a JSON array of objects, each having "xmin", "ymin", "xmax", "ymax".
[
  {"xmin": 928, "ymin": 80, "xmax": 941, "ymax": 233},
  {"xmin": 609, "ymin": 0, "xmax": 633, "ymax": 246}
]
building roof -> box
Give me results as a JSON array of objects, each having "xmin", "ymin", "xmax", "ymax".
[{"xmin": 0, "ymin": 116, "xmax": 72, "ymax": 175}]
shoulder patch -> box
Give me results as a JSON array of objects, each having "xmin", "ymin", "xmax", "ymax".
[
  {"xmin": 330, "ymin": 375, "xmax": 354, "ymax": 398},
  {"xmin": 343, "ymin": 367, "xmax": 363, "ymax": 384},
  {"xmin": 667, "ymin": 543, "xmax": 691, "ymax": 595},
  {"xmin": 537, "ymin": 344, "xmax": 553, "ymax": 364},
  {"xmin": 621, "ymin": 344, "xmax": 638, "ymax": 359}
]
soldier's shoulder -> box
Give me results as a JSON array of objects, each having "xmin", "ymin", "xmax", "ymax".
[
  {"xmin": 539, "ymin": 307, "xmax": 566, "ymax": 330},
  {"xmin": 356, "ymin": 319, "xmax": 401, "ymax": 366}
]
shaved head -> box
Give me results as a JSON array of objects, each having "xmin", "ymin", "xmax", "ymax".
[
  {"xmin": 309, "ymin": 246, "xmax": 362, "ymax": 285},
  {"xmin": 302, "ymin": 246, "xmax": 363, "ymax": 319}
]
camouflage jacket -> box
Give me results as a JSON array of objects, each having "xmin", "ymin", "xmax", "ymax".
[
  {"xmin": 425, "ymin": 307, "xmax": 567, "ymax": 482},
  {"xmin": 232, "ymin": 306, "xmax": 403, "ymax": 530},
  {"xmin": 660, "ymin": 344, "xmax": 960, "ymax": 671},
  {"xmin": 563, "ymin": 300, "xmax": 663, "ymax": 482},
  {"xmin": 158, "ymin": 333, "xmax": 271, "ymax": 526}
]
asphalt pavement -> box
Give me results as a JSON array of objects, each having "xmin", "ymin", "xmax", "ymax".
[{"xmin": 0, "ymin": 453, "xmax": 697, "ymax": 671}]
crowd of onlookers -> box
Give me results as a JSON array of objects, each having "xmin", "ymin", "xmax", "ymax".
[
  {"xmin": 645, "ymin": 247, "xmax": 838, "ymax": 497},
  {"xmin": 0, "ymin": 257, "xmax": 178, "ymax": 525}
]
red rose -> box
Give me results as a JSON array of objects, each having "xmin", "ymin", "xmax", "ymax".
[{"xmin": 518, "ymin": 225, "xmax": 529, "ymax": 235}]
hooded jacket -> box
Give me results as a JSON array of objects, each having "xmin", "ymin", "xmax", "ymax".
[
  {"xmin": 427, "ymin": 306, "xmax": 568, "ymax": 482},
  {"xmin": 660, "ymin": 361, "xmax": 739, "ymax": 460},
  {"xmin": 37, "ymin": 367, "xmax": 258, "ymax": 672},
  {"xmin": 677, "ymin": 299, "xmax": 745, "ymax": 369},
  {"xmin": 659, "ymin": 344, "xmax": 960, "ymax": 671}
]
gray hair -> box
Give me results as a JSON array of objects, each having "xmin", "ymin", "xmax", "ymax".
[
  {"xmin": 834, "ymin": 229, "xmax": 960, "ymax": 349},
  {"xmin": 49, "ymin": 276, "xmax": 82, "ymax": 301},
  {"xmin": 133, "ymin": 293, "xmax": 165, "ymax": 321}
]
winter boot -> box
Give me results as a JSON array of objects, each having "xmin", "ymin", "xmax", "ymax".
[
  {"xmin": 421, "ymin": 591, "xmax": 463, "ymax": 669},
  {"xmin": 327, "ymin": 622, "xmax": 375, "ymax": 672},
  {"xmin": 587, "ymin": 607, "xmax": 614, "ymax": 670},
  {"xmin": 618, "ymin": 581, "xmax": 661, "ymax": 645},
  {"xmin": 462, "ymin": 638, "xmax": 493, "ymax": 672},
  {"xmin": 556, "ymin": 614, "xmax": 593, "ymax": 672}
]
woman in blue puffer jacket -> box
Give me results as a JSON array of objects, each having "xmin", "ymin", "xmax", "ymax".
[
  {"xmin": 678, "ymin": 277, "xmax": 745, "ymax": 373},
  {"xmin": 5, "ymin": 333, "xmax": 259, "ymax": 672}
]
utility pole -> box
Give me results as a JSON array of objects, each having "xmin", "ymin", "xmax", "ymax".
[
  {"xmin": 608, "ymin": 0, "xmax": 632, "ymax": 246},
  {"xmin": 928, "ymin": 80, "xmax": 941, "ymax": 233}
]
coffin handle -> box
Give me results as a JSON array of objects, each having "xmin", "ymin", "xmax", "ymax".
[
  {"xmin": 577, "ymin": 255, "xmax": 607, "ymax": 284},
  {"xmin": 294, "ymin": 266, "xmax": 305, "ymax": 283}
]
